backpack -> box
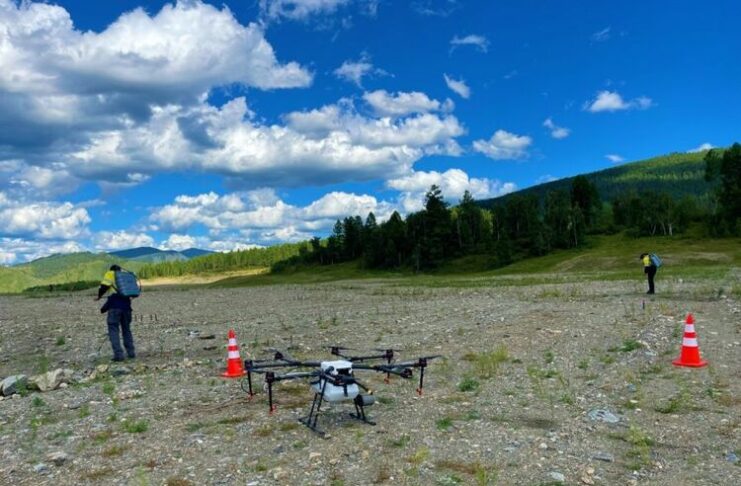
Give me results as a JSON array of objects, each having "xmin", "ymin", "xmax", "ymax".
[
  {"xmin": 114, "ymin": 269, "xmax": 141, "ymax": 298},
  {"xmin": 649, "ymin": 253, "xmax": 662, "ymax": 268}
]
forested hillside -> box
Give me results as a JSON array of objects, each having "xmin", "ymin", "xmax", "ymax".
[
  {"xmin": 0, "ymin": 252, "xmax": 142, "ymax": 294},
  {"xmin": 479, "ymin": 151, "xmax": 714, "ymax": 208},
  {"xmin": 136, "ymin": 242, "xmax": 308, "ymax": 279}
]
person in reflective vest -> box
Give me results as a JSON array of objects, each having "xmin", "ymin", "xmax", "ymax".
[
  {"xmin": 96, "ymin": 264, "xmax": 136, "ymax": 362},
  {"xmin": 640, "ymin": 253, "xmax": 656, "ymax": 295}
]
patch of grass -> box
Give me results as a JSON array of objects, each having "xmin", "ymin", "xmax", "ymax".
[
  {"xmin": 102, "ymin": 381, "xmax": 116, "ymax": 396},
  {"xmin": 123, "ymin": 420, "xmax": 149, "ymax": 434},
  {"xmin": 407, "ymin": 446, "xmax": 430, "ymax": 466},
  {"xmin": 279, "ymin": 422, "xmax": 299, "ymax": 432},
  {"xmin": 377, "ymin": 396, "xmax": 394, "ymax": 405},
  {"xmin": 624, "ymin": 426, "xmax": 654, "ymax": 470},
  {"xmin": 56, "ymin": 336, "xmax": 66, "ymax": 346},
  {"xmin": 186, "ymin": 422, "xmax": 206, "ymax": 432},
  {"xmin": 543, "ymin": 350, "xmax": 554, "ymax": 364},
  {"xmin": 654, "ymin": 389, "xmax": 691, "ymax": 414},
  {"xmin": 253, "ymin": 425, "xmax": 274, "ymax": 437},
  {"xmin": 31, "ymin": 396, "xmax": 45, "ymax": 408},
  {"xmin": 102, "ymin": 444, "xmax": 129, "ymax": 457},
  {"xmin": 166, "ymin": 479, "xmax": 194, "ymax": 486},
  {"xmin": 458, "ymin": 377, "xmax": 480, "ymax": 392},
  {"xmin": 78, "ymin": 404, "xmax": 91, "ymax": 418},
  {"xmin": 107, "ymin": 413, "xmax": 118, "ymax": 423},
  {"xmin": 36, "ymin": 354, "xmax": 51, "ymax": 374},
  {"xmin": 436, "ymin": 417, "xmax": 454, "ymax": 431},
  {"xmin": 599, "ymin": 354, "xmax": 616, "ymax": 365},
  {"xmin": 82, "ymin": 468, "xmax": 114, "ymax": 480},
  {"xmin": 463, "ymin": 346, "xmax": 509, "ymax": 379},
  {"xmin": 436, "ymin": 460, "xmax": 496, "ymax": 485},
  {"xmin": 577, "ymin": 358, "xmax": 589, "ymax": 370},
  {"xmin": 465, "ymin": 409, "xmax": 481, "ymax": 421},
  {"xmin": 217, "ymin": 416, "xmax": 248, "ymax": 425},
  {"xmin": 91, "ymin": 429, "xmax": 113, "ymax": 444},
  {"xmin": 389, "ymin": 434, "xmax": 411, "ymax": 448},
  {"xmin": 292, "ymin": 440, "xmax": 307, "ymax": 449},
  {"xmin": 620, "ymin": 339, "xmax": 643, "ymax": 352}
]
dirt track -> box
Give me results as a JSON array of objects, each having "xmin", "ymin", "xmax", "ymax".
[{"xmin": 0, "ymin": 276, "xmax": 739, "ymax": 485}]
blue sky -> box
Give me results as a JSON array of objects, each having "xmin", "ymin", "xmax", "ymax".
[{"xmin": 1, "ymin": 0, "xmax": 739, "ymax": 263}]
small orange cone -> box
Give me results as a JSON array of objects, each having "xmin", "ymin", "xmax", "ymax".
[
  {"xmin": 672, "ymin": 314, "xmax": 708, "ymax": 368},
  {"xmin": 221, "ymin": 329, "xmax": 246, "ymax": 378}
]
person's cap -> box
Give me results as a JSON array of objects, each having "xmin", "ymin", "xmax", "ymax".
[{"xmin": 110, "ymin": 264, "xmax": 122, "ymax": 271}]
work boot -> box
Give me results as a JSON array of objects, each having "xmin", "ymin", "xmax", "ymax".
[{"xmin": 111, "ymin": 356, "xmax": 125, "ymax": 362}]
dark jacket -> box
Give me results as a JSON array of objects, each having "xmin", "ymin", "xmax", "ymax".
[{"xmin": 100, "ymin": 293, "xmax": 132, "ymax": 313}]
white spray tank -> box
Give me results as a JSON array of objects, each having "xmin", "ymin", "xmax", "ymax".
[{"xmin": 312, "ymin": 360, "xmax": 359, "ymax": 402}]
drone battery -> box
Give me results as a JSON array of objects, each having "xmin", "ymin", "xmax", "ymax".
[{"xmin": 312, "ymin": 360, "xmax": 359, "ymax": 402}]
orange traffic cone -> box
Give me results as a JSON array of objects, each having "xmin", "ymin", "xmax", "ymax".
[
  {"xmin": 222, "ymin": 329, "xmax": 246, "ymax": 378},
  {"xmin": 672, "ymin": 314, "xmax": 708, "ymax": 368}
]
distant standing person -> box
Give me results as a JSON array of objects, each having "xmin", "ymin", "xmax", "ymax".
[
  {"xmin": 96, "ymin": 264, "xmax": 136, "ymax": 362},
  {"xmin": 640, "ymin": 253, "xmax": 657, "ymax": 295}
]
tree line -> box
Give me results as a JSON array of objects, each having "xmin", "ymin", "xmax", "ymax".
[
  {"xmin": 137, "ymin": 143, "xmax": 739, "ymax": 278},
  {"xmin": 276, "ymin": 143, "xmax": 740, "ymax": 272}
]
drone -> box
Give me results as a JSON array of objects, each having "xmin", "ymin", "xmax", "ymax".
[{"xmin": 241, "ymin": 346, "xmax": 440, "ymax": 436}]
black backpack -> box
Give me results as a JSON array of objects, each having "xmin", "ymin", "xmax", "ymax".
[{"xmin": 114, "ymin": 269, "xmax": 141, "ymax": 298}]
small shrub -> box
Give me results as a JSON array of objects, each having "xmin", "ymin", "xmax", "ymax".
[
  {"xmin": 32, "ymin": 396, "xmax": 45, "ymax": 408},
  {"xmin": 436, "ymin": 417, "xmax": 454, "ymax": 431},
  {"xmin": 123, "ymin": 420, "xmax": 149, "ymax": 434},
  {"xmin": 458, "ymin": 377, "xmax": 480, "ymax": 392},
  {"xmin": 620, "ymin": 339, "xmax": 643, "ymax": 353},
  {"xmin": 56, "ymin": 336, "xmax": 66, "ymax": 346}
]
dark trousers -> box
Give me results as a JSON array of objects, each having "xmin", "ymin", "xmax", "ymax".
[
  {"xmin": 645, "ymin": 266, "xmax": 657, "ymax": 294},
  {"xmin": 107, "ymin": 309, "xmax": 135, "ymax": 359}
]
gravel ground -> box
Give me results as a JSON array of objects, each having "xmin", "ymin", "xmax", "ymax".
[{"xmin": 0, "ymin": 276, "xmax": 739, "ymax": 485}]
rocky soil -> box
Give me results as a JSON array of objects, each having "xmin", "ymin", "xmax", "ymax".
[{"xmin": 0, "ymin": 276, "xmax": 739, "ymax": 485}]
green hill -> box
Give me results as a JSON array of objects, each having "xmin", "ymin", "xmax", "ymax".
[
  {"xmin": 0, "ymin": 252, "xmax": 144, "ymax": 294},
  {"xmin": 479, "ymin": 150, "xmax": 716, "ymax": 207}
]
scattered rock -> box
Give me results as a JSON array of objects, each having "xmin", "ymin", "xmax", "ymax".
[
  {"xmin": 587, "ymin": 409, "xmax": 620, "ymax": 424},
  {"xmin": 1, "ymin": 375, "xmax": 27, "ymax": 396},
  {"xmin": 549, "ymin": 471, "xmax": 565, "ymax": 483},
  {"xmin": 309, "ymin": 452, "xmax": 322, "ymax": 461},
  {"xmin": 48, "ymin": 451, "xmax": 69, "ymax": 466},
  {"xmin": 592, "ymin": 451, "xmax": 615, "ymax": 462},
  {"xmin": 29, "ymin": 368, "xmax": 75, "ymax": 392},
  {"xmin": 110, "ymin": 366, "xmax": 131, "ymax": 377},
  {"xmin": 33, "ymin": 463, "xmax": 49, "ymax": 474},
  {"xmin": 726, "ymin": 451, "xmax": 739, "ymax": 464}
]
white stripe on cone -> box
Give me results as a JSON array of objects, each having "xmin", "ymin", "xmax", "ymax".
[
  {"xmin": 685, "ymin": 324, "xmax": 695, "ymax": 333},
  {"xmin": 228, "ymin": 350, "xmax": 241, "ymax": 359},
  {"xmin": 228, "ymin": 338, "xmax": 237, "ymax": 345},
  {"xmin": 682, "ymin": 338, "xmax": 698, "ymax": 347}
]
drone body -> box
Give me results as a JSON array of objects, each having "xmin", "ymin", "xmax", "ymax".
[
  {"xmin": 242, "ymin": 347, "xmax": 440, "ymax": 436},
  {"xmin": 312, "ymin": 360, "xmax": 359, "ymax": 402}
]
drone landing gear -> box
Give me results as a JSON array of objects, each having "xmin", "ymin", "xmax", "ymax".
[
  {"xmin": 349, "ymin": 394, "xmax": 376, "ymax": 426},
  {"xmin": 299, "ymin": 393, "xmax": 376, "ymax": 437},
  {"xmin": 299, "ymin": 390, "xmax": 328, "ymax": 437}
]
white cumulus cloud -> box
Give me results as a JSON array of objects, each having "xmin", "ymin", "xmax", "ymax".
[
  {"xmin": 605, "ymin": 154, "xmax": 625, "ymax": 163},
  {"xmin": 260, "ymin": 0, "xmax": 351, "ymax": 20},
  {"xmin": 363, "ymin": 90, "xmax": 451, "ymax": 117},
  {"xmin": 543, "ymin": 118, "xmax": 570, "ymax": 139},
  {"xmin": 584, "ymin": 91, "xmax": 653, "ymax": 113},
  {"xmin": 687, "ymin": 143, "xmax": 715, "ymax": 153},
  {"xmin": 334, "ymin": 53, "xmax": 387, "ymax": 87},
  {"xmin": 443, "ymin": 74, "xmax": 471, "ymax": 99},
  {"xmin": 387, "ymin": 169, "xmax": 516, "ymax": 212},
  {"xmin": 450, "ymin": 34, "xmax": 489, "ymax": 53},
  {"xmin": 93, "ymin": 231, "xmax": 155, "ymax": 251},
  {"xmin": 473, "ymin": 130, "xmax": 532, "ymax": 160},
  {"xmin": 0, "ymin": 194, "xmax": 90, "ymax": 240}
]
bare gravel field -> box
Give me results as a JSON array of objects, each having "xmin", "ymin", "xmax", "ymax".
[{"xmin": 0, "ymin": 275, "xmax": 739, "ymax": 485}]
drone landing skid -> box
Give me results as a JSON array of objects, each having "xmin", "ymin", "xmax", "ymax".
[{"xmin": 299, "ymin": 393, "xmax": 376, "ymax": 437}]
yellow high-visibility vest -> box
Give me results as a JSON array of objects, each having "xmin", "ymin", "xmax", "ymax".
[
  {"xmin": 101, "ymin": 270, "xmax": 118, "ymax": 290},
  {"xmin": 642, "ymin": 255, "xmax": 651, "ymax": 267}
]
